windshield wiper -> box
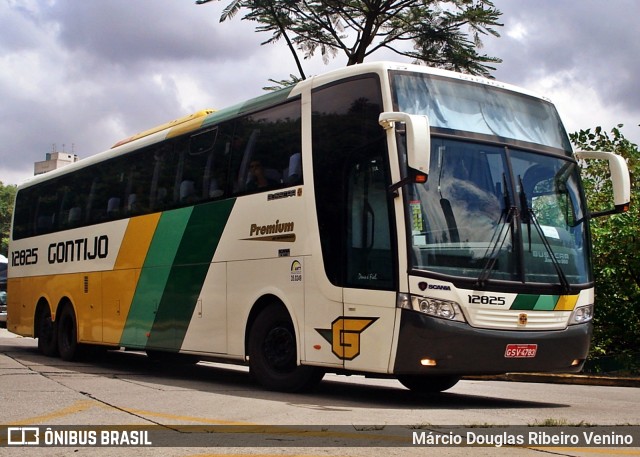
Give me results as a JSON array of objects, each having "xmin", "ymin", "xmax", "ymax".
[
  {"xmin": 518, "ymin": 176, "xmax": 571, "ymax": 294},
  {"xmin": 475, "ymin": 174, "xmax": 515, "ymax": 288}
]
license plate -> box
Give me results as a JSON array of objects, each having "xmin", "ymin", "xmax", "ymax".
[{"xmin": 504, "ymin": 344, "xmax": 537, "ymax": 358}]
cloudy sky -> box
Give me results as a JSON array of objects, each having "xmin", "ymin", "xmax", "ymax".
[{"xmin": 1, "ymin": 0, "xmax": 638, "ymax": 186}]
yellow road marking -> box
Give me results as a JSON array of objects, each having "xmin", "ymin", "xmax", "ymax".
[
  {"xmin": 3, "ymin": 400, "xmax": 99, "ymax": 425},
  {"xmin": 123, "ymin": 408, "xmax": 254, "ymax": 426}
]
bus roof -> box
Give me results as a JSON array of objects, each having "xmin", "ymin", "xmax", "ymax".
[
  {"xmin": 111, "ymin": 109, "xmax": 215, "ymax": 148},
  {"xmin": 17, "ymin": 62, "xmax": 556, "ymax": 190}
]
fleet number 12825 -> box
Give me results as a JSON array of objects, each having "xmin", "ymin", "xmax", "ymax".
[{"xmin": 468, "ymin": 294, "xmax": 506, "ymax": 306}]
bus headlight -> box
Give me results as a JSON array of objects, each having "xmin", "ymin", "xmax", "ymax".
[
  {"xmin": 569, "ymin": 304, "xmax": 594, "ymax": 325},
  {"xmin": 397, "ymin": 294, "xmax": 466, "ymax": 322}
]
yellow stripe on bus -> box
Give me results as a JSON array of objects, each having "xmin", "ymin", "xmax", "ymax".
[
  {"xmin": 111, "ymin": 109, "xmax": 214, "ymax": 148},
  {"xmin": 114, "ymin": 213, "xmax": 162, "ymax": 270},
  {"xmin": 555, "ymin": 295, "xmax": 579, "ymax": 311},
  {"xmin": 166, "ymin": 114, "xmax": 212, "ymax": 139}
]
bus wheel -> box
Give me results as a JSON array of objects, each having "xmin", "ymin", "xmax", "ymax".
[
  {"xmin": 36, "ymin": 305, "xmax": 58, "ymax": 357},
  {"xmin": 249, "ymin": 305, "xmax": 323, "ymax": 392},
  {"xmin": 397, "ymin": 375, "xmax": 460, "ymax": 394},
  {"xmin": 57, "ymin": 305, "xmax": 79, "ymax": 361}
]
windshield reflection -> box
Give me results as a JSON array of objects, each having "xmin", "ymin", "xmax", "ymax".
[
  {"xmin": 391, "ymin": 71, "xmax": 573, "ymax": 152},
  {"xmin": 406, "ymin": 138, "xmax": 591, "ymax": 287}
]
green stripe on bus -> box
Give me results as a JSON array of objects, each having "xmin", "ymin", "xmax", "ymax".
[
  {"xmin": 534, "ymin": 295, "xmax": 559, "ymax": 311},
  {"xmin": 510, "ymin": 294, "xmax": 538, "ymax": 310},
  {"xmin": 201, "ymin": 87, "xmax": 294, "ymax": 127},
  {"xmin": 147, "ymin": 199, "xmax": 235, "ymax": 350},
  {"xmin": 120, "ymin": 207, "xmax": 194, "ymax": 347},
  {"xmin": 511, "ymin": 294, "xmax": 560, "ymax": 311}
]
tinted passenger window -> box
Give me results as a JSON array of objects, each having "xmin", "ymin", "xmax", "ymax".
[
  {"xmin": 12, "ymin": 98, "xmax": 302, "ymax": 240},
  {"xmin": 231, "ymin": 99, "xmax": 302, "ymax": 195}
]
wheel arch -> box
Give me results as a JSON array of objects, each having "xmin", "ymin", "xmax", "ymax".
[
  {"xmin": 244, "ymin": 294, "xmax": 299, "ymax": 359},
  {"xmin": 55, "ymin": 296, "xmax": 76, "ymax": 320},
  {"xmin": 34, "ymin": 293, "xmax": 76, "ymax": 330}
]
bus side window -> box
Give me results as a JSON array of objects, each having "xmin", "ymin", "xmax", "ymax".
[
  {"xmin": 33, "ymin": 181, "xmax": 60, "ymax": 235},
  {"xmin": 175, "ymin": 135, "xmax": 216, "ymax": 205},
  {"xmin": 205, "ymin": 125, "xmax": 234, "ymax": 199},
  {"xmin": 231, "ymin": 127, "xmax": 258, "ymax": 194},
  {"xmin": 125, "ymin": 171, "xmax": 150, "ymax": 215},
  {"xmin": 106, "ymin": 197, "xmax": 121, "ymax": 218},
  {"xmin": 59, "ymin": 175, "xmax": 87, "ymax": 229},
  {"xmin": 98, "ymin": 157, "xmax": 127, "ymax": 220},
  {"xmin": 284, "ymin": 152, "xmax": 302, "ymax": 186},
  {"xmin": 12, "ymin": 188, "xmax": 36, "ymax": 239},
  {"xmin": 196, "ymin": 127, "xmax": 227, "ymax": 199},
  {"xmin": 231, "ymin": 98, "xmax": 302, "ymax": 195}
]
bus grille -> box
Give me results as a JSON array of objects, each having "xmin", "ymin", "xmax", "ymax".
[{"xmin": 467, "ymin": 308, "xmax": 571, "ymax": 330}]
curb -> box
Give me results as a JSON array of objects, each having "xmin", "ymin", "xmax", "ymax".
[{"xmin": 466, "ymin": 373, "xmax": 640, "ymax": 388}]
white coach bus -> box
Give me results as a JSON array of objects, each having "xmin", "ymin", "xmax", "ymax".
[{"xmin": 8, "ymin": 62, "xmax": 630, "ymax": 393}]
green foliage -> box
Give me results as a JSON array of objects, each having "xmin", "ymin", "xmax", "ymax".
[
  {"xmin": 0, "ymin": 181, "xmax": 17, "ymax": 256},
  {"xmin": 197, "ymin": 0, "xmax": 503, "ymax": 79},
  {"xmin": 262, "ymin": 74, "xmax": 305, "ymax": 92},
  {"xmin": 570, "ymin": 125, "xmax": 640, "ymax": 362}
]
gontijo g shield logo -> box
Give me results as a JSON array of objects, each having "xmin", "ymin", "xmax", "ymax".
[{"xmin": 316, "ymin": 317, "xmax": 378, "ymax": 360}]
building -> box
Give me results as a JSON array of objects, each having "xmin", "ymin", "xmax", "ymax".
[{"xmin": 34, "ymin": 150, "xmax": 79, "ymax": 175}]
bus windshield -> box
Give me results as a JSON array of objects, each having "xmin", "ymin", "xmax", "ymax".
[
  {"xmin": 405, "ymin": 138, "xmax": 592, "ymax": 287},
  {"xmin": 391, "ymin": 71, "xmax": 573, "ymax": 152}
]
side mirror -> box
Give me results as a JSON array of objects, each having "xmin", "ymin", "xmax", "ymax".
[
  {"xmin": 574, "ymin": 150, "xmax": 631, "ymax": 217},
  {"xmin": 379, "ymin": 112, "xmax": 430, "ymax": 176}
]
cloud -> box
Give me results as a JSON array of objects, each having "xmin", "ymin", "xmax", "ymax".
[
  {"xmin": 44, "ymin": 0, "xmax": 247, "ymax": 66},
  {"xmin": 486, "ymin": 0, "xmax": 640, "ymax": 139},
  {"xmin": 0, "ymin": 0, "xmax": 276, "ymax": 185}
]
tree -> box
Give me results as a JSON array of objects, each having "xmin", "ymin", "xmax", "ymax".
[
  {"xmin": 570, "ymin": 125, "xmax": 640, "ymax": 367},
  {"xmin": 0, "ymin": 182, "xmax": 17, "ymax": 256},
  {"xmin": 196, "ymin": 0, "xmax": 503, "ymax": 80}
]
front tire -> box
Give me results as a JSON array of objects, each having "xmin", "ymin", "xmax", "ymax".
[
  {"xmin": 249, "ymin": 305, "xmax": 323, "ymax": 392},
  {"xmin": 397, "ymin": 375, "xmax": 460, "ymax": 393}
]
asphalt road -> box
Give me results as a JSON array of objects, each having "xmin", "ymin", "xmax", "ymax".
[{"xmin": 1, "ymin": 328, "xmax": 639, "ymax": 457}]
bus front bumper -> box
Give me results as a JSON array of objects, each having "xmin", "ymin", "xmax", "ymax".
[{"xmin": 393, "ymin": 309, "xmax": 592, "ymax": 375}]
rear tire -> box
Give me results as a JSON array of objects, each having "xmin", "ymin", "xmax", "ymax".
[
  {"xmin": 36, "ymin": 305, "xmax": 58, "ymax": 357},
  {"xmin": 249, "ymin": 305, "xmax": 323, "ymax": 392},
  {"xmin": 397, "ymin": 375, "xmax": 460, "ymax": 393},
  {"xmin": 57, "ymin": 305, "xmax": 79, "ymax": 361}
]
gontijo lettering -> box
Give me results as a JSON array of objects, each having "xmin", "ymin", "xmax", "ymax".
[{"xmin": 48, "ymin": 235, "xmax": 109, "ymax": 264}]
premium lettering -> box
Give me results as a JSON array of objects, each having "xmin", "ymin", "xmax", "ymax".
[{"xmin": 249, "ymin": 220, "xmax": 294, "ymax": 237}]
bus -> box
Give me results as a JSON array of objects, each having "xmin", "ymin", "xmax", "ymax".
[{"xmin": 7, "ymin": 62, "xmax": 630, "ymax": 393}]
